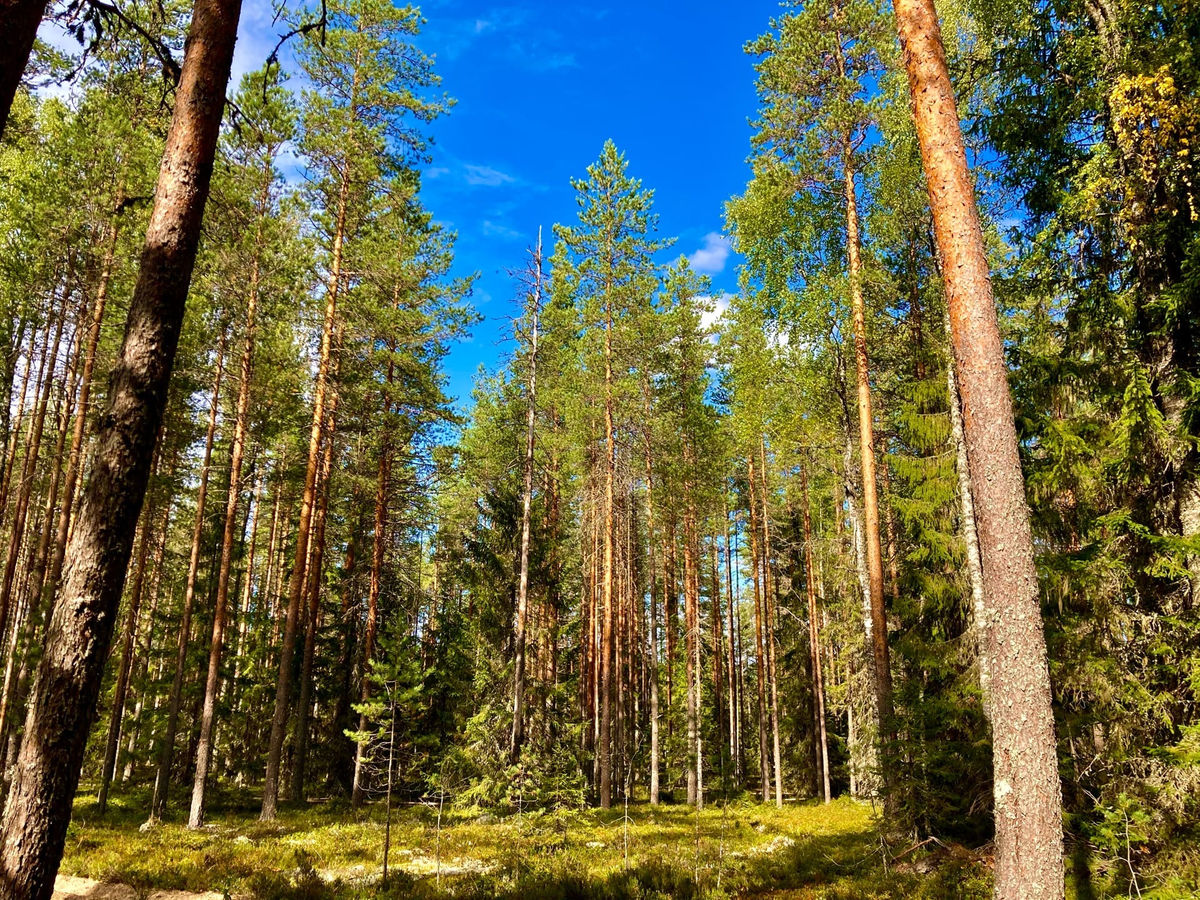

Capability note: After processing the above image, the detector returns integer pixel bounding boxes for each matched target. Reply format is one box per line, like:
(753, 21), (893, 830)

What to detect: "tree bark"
(262, 165), (348, 822)
(149, 336), (224, 822)
(892, 0), (1064, 893)
(189, 217), (263, 826)
(724, 500), (741, 783)
(352, 413), (388, 807)
(289, 385), (338, 805)
(683, 469), (701, 808)
(96, 460), (161, 815)
(642, 414), (660, 805)
(0, 0), (243, 888)
(800, 465), (831, 803)
(0, 303), (65, 649)
(510, 230), (543, 763)
(0, 0), (50, 142)
(948, 347), (990, 716)
(45, 196), (124, 638)
(747, 455), (771, 801)
(842, 149), (896, 774)
(598, 303), (616, 809)
(758, 439), (783, 807)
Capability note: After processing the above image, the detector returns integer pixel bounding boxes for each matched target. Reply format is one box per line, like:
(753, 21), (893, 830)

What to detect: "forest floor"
(55, 787), (1000, 899)
(62, 785), (1196, 900)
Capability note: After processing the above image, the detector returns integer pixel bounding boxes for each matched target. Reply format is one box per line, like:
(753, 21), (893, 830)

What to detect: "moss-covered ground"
(57, 787), (1198, 898)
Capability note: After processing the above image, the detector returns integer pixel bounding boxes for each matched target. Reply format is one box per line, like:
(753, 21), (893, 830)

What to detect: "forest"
(0, 0), (1197, 897)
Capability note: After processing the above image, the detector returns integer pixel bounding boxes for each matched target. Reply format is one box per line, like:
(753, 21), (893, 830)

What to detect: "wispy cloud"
(482, 220), (524, 240)
(687, 232), (732, 274)
(463, 164), (517, 187)
(423, 7), (581, 70)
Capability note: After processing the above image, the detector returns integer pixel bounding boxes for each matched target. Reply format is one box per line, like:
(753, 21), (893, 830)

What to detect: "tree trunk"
(0, 332), (35, 539)
(0, 303), (65, 649)
(683, 474), (701, 808)
(800, 465), (831, 804)
(289, 386), (338, 805)
(643, 422), (660, 805)
(842, 148), (895, 777)
(709, 534), (725, 780)
(262, 167), (349, 822)
(118, 494), (172, 785)
(189, 220), (262, 827)
(352, 420), (388, 807)
(0, 308), (82, 772)
(948, 346), (989, 715)
(510, 230), (543, 763)
(758, 439), (783, 807)
(724, 501), (740, 783)
(747, 455), (771, 802)
(96, 468), (160, 815)
(598, 306), (616, 809)
(45, 196), (124, 638)
(0, 0), (50, 142)
(149, 336), (224, 822)
(893, 1), (1064, 893)
(0, 0), (243, 887)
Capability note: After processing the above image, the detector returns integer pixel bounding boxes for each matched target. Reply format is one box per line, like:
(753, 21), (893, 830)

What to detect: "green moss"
(59, 794), (994, 898)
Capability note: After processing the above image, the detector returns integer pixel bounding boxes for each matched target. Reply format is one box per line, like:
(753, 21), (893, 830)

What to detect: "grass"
(60, 785), (997, 899)
(60, 786), (1200, 898)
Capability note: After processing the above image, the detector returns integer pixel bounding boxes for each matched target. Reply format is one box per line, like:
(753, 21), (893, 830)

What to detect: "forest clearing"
(51, 794), (990, 899)
(2, 0), (1200, 895)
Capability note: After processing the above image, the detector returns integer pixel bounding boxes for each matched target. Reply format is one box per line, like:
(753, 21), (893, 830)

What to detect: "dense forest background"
(0, 0), (1198, 896)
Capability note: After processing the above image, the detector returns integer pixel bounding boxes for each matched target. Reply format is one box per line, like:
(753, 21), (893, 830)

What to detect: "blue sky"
(231, 0), (774, 410)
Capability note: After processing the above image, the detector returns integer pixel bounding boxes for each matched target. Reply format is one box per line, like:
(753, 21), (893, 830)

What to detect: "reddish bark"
(892, 0), (1064, 894)
(0, 0), (243, 888)
(149, 336), (224, 822)
(189, 223), (263, 826)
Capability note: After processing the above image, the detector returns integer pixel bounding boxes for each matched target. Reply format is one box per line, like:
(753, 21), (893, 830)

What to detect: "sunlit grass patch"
(57, 791), (999, 898)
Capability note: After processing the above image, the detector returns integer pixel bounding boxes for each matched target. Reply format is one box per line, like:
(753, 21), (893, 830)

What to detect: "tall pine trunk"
(149, 336), (224, 822)
(643, 417), (661, 805)
(352, 413), (389, 807)
(510, 231), (543, 763)
(893, 1), (1064, 892)
(189, 213), (263, 826)
(290, 386), (338, 804)
(0, 302), (65, 646)
(748, 455), (770, 801)
(96, 450), (163, 815)
(262, 169), (349, 821)
(842, 148), (895, 781)
(598, 306), (616, 809)
(758, 440), (783, 807)
(44, 195), (123, 635)
(683, 469), (701, 808)
(724, 502), (741, 783)
(800, 465), (831, 803)
(0, 0), (243, 887)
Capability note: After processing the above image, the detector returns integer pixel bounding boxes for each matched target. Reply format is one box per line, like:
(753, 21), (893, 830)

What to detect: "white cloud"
(482, 220), (523, 240)
(687, 232), (732, 274)
(698, 293), (733, 333)
(463, 164), (517, 187)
